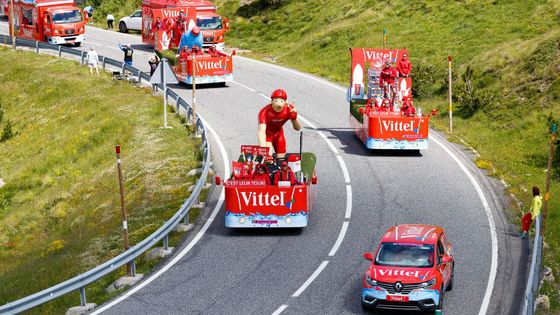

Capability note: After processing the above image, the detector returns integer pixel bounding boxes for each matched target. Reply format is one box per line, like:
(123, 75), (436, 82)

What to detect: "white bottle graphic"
(351, 64), (364, 99)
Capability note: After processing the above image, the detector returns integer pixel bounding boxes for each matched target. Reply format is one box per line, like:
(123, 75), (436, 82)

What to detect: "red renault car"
(361, 224), (454, 312)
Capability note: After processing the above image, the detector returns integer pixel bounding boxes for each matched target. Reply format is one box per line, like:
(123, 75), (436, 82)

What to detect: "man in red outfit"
(396, 53), (412, 77)
(252, 164), (271, 185)
(401, 96), (416, 116)
(258, 89), (301, 158)
(379, 98), (394, 113)
(379, 60), (398, 100)
(273, 161), (297, 185)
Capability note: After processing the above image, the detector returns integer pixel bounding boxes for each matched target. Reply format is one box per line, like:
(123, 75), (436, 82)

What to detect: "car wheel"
(361, 300), (373, 312)
(119, 22), (128, 33)
(436, 286), (444, 311)
(446, 265), (454, 291)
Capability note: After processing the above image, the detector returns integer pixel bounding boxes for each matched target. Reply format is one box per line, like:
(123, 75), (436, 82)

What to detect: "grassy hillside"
(213, 0), (560, 311)
(79, 0), (142, 29)
(0, 47), (200, 313)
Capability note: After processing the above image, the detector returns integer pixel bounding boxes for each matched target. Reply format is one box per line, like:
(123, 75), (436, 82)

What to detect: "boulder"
(535, 295), (550, 310)
(144, 247), (174, 261)
(543, 266), (555, 283)
(66, 303), (96, 315)
(105, 274), (144, 294)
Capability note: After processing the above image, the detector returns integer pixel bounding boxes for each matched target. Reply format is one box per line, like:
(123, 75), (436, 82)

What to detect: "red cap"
(281, 161), (288, 167)
(191, 26), (200, 36)
(271, 89), (287, 100)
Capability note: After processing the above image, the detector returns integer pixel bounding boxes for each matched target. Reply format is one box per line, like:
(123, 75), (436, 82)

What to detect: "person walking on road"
(86, 46), (99, 76)
(520, 186), (543, 239)
(119, 43), (134, 66)
(106, 13), (115, 30)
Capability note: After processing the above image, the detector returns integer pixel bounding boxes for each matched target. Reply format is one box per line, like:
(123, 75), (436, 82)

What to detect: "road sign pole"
(383, 28), (387, 49)
(448, 55), (453, 133)
(10, 0), (15, 49)
(162, 58), (168, 128)
(115, 145), (130, 276)
(542, 123), (558, 236)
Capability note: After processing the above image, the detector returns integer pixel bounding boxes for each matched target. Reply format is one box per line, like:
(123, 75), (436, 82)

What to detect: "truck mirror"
(223, 18), (229, 30)
(311, 175), (317, 185)
(363, 252), (373, 261)
(232, 49), (236, 56)
(215, 176), (221, 185)
(44, 17), (48, 24)
(431, 108), (438, 117)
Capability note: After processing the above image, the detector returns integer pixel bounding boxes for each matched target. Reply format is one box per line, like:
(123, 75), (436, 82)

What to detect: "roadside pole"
(383, 28), (387, 49)
(542, 123), (558, 236)
(162, 58), (169, 128)
(448, 55), (453, 133)
(10, 0), (15, 49)
(192, 53), (197, 133)
(115, 145), (131, 276)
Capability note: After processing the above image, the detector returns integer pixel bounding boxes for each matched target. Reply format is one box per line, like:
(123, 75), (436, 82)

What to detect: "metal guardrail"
(0, 35), (211, 314)
(523, 214), (543, 315)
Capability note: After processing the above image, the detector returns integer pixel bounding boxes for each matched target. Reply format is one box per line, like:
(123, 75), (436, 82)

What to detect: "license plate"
(387, 294), (409, 302)
(68, 40), (75, 44)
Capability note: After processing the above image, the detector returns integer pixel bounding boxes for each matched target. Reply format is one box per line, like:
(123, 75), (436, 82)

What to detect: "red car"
(361, 224), (454, 312)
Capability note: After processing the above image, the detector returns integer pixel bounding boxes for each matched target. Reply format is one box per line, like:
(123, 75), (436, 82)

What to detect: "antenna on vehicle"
(299, 131), (303, 159)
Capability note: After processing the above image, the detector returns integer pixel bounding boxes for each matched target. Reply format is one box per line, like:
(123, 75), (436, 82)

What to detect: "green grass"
(81, 0), (142, 31)
(213, 0), (560, 310)
(0, 47), (202, 314)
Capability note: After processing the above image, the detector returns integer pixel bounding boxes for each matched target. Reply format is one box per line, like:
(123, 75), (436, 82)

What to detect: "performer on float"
(400, 96), (416, 116)
(177, 26), (203, 53)
(258, 89), (301, 159)
(396, 53), (412, 77)
(379, 60), (398, 101)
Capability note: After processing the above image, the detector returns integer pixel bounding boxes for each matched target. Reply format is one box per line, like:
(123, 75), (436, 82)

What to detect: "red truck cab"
(141, 0), (229, 50)
(9, 0), (86, 46)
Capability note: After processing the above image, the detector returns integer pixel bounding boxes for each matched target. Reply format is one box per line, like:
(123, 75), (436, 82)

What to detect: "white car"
(118, 10), (142, 33)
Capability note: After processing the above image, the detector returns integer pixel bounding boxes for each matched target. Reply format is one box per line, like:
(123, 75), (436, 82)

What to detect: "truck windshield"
(52, 10), (82, 24)
(375, 243), (434, 268)
(197, 17), (222, 30)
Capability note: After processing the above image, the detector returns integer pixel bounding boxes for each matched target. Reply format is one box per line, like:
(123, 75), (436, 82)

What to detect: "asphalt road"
(0, 21), (528, 315)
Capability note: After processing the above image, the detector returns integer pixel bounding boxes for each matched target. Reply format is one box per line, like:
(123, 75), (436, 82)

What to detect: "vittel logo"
(161, 10), (181, 18)
(197, 60), (224, 70)
(365, 51), (394, 62)
(378, 269), (420, 278)
(382, 120), (415, 132)
(241, 191), (286, 207)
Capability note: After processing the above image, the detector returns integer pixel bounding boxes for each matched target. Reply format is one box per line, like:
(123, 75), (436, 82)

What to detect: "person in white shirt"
(106, 13), (115, 30)
(86, 47), (99, 76)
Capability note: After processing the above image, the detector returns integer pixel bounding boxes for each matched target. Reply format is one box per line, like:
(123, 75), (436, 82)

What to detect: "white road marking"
(345, 185), (352, 218)
(292, 261), (329, 297)
(271, 304), (288, 315)
(231, 80), (256, 92)
(258, 93), (269, 99)
(296, 115), (318, 129)
(336, 155), (350, 183)
(430, 133), (497, 315)
(90, 115), (230, 314)
(328, 221), (349, 256)
(317, 131), (339, 154)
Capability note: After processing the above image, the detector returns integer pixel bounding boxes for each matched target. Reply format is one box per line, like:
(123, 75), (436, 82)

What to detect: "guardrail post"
(163, 235), (169, 250)
(121, 63), (125, 75)
(183, 212), (190, 225)
(35, 41), (39, 54)
(81, 51), (85, 65)
(58, 45), (62, 57)
(138, 71), (142, 85)
(102, 56), (106, 70)
(79, 287), (87, 306)
(176, 99), (180, 116)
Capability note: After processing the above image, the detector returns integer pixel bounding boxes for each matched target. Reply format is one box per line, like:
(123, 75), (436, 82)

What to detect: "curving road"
(1, 21), (527, 315)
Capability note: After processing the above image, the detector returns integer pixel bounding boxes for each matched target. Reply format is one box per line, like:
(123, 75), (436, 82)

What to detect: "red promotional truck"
(348, 48), (435, 150)
(146, 7), (234, 84)
(141, 0), (229, 50)
(217, 145), (317, 228)
(8, 0), (86, 46)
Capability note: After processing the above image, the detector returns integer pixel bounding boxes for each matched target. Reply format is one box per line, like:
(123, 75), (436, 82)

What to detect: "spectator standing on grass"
(119, 43), (134, 66)
(149, 54), (160, 76)
(106, 13), (114, 30)
(86, 46), (99, 76)
(520, 186), (543, 239)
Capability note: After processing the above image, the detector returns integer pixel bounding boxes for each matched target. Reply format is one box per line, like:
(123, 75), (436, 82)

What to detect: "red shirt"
(401, 101), (416, 116)
(380, 67), (398, 87)
(273, 168), (297, 185)
(258, 104), (292, 134)
(252, 172), (271, 185)
(397, 58), (411, 76)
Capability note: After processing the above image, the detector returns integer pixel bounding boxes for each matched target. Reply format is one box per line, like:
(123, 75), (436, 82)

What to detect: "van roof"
(381, 224), (442, 244)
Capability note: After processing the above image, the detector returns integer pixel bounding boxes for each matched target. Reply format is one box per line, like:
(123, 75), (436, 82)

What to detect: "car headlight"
(366, 274), (377, 287)
(420, 278), (436, 288)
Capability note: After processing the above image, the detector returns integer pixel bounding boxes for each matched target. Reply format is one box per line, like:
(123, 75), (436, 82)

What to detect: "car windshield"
(375, 243), (434, 268)
(52, 10), (82, 24)
(197, 17), (222, 30)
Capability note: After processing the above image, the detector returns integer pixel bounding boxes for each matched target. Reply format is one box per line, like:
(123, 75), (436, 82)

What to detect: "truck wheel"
(119, 22), (128, 33)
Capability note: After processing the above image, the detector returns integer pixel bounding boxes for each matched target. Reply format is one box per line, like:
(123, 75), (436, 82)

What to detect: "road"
(0, 21), (528, 315)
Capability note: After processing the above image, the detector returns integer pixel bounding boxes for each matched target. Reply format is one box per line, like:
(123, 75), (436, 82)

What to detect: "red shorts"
(266, 130), (286, 154)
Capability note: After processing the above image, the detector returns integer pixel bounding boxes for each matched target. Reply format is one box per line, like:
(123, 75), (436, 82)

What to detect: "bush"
(156, 49), (178, 66)
(412, 62), (443, 100)
(454, 66), (493, 117)
(1, 119), (13, 142)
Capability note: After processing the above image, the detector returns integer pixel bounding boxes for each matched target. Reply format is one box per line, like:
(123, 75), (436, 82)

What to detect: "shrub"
(156, 49), (178, 66)
(1, 119), (13, 142)
(454, 66), (493, 117)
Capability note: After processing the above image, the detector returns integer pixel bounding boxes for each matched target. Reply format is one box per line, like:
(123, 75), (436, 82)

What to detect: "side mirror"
(440, 255), (452, 264)
(215, 175), (221, 185)
(232, 49), (236, 56)
(224, 18), (229, 30)
(44, 17), (48, 24)
(363, 252), (373, 261)
(311, 175), (317, 185)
